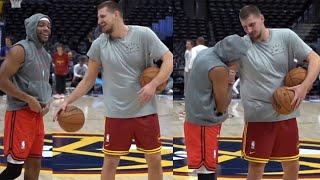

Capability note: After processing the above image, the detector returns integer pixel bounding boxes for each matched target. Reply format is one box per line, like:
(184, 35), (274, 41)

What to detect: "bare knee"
(247, 162), (266, 180)
(282, 160), (299, 167)
(103, 155), (120, 169)
(249, 162), (266, 172)
(145, 153), (162, 168)
(282, 160), (299, 172)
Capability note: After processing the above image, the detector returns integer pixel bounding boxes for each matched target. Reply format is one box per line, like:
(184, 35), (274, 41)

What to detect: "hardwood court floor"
(1, 95), (320, 179)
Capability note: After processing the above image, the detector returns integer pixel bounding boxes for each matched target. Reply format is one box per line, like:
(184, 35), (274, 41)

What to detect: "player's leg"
(24, 114), (44, 180)
(270, 118), (300, 180)
(197, 124), (221, 180)
(242, 122), (276, 180)
(24, 157), (41, 180)
(184, 121), (220, 180)
(282, 160), (299, 180)
(101, 155), (121, 180)
(196, 166), (217, 180)
(134, 114), (162, 180)
(145, 152), (163, 180)
(101, 117), (133, 180)
(247, 162), (266, 180)
(1, 109), (38, 179)
(0, 159), (23, 179)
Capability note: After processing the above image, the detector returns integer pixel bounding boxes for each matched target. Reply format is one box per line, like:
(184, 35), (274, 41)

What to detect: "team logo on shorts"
(21, 141), (25, 150)
(249, 141), (255, 154)
(105, 134), (110, 143)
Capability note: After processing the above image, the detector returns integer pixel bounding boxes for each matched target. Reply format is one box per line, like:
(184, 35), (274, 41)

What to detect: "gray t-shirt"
(7, 13), (52, 111)
(185, 35), (249, 125)
(239, 28), (312, 122)
(87, 25), (169, 118)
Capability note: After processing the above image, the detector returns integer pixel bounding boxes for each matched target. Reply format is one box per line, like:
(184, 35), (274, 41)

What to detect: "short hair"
(78, 55), (88, 63)
(56, 43), (64, 49)
(239, 5), (261, 20)
(186, 39), (194, 46)
(97, 1), (123, 17)
(196, 37), (205, 45)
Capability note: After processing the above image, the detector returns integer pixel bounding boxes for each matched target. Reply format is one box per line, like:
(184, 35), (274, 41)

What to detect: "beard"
(249, 29), (263, 41)
(102, 26), (113, 34)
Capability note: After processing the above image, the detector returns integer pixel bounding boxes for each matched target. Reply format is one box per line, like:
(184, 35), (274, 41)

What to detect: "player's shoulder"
(129, 25), (152, 35)
(270, 28), (294, 34)
(91, 33), (107, 46)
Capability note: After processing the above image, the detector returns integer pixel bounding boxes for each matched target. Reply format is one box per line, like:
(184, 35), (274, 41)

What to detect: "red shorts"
(242, 118), (299, 163)
(4, 108), (44, 161)
(103, 114), (161, 155)
(184, 121), (221, 171)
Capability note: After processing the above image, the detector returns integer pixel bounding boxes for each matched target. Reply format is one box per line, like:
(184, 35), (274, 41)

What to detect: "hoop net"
(10, 0), (22, 8)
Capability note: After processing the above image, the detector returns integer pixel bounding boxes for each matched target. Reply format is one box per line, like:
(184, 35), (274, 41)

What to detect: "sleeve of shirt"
(189, 48), (196, 69)
(144, 27), (169, 62)
(86, 38), (101, 63)
(288, 29), (312, 63)
(73, 64), (81, 77)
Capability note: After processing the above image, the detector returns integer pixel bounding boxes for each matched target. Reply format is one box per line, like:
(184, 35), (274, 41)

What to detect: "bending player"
(184, 34), (249, 180)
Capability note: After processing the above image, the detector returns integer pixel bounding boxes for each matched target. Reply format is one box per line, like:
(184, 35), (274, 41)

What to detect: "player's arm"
(0, 46), (31, 102)
(138, 51), (173, 104)
(209, 66), (230, 114)
(149, 51), (173, 88)
(227, 62), (239, 85)
(0, 45), (42, 112)
(301, 51), (320, 90)
(63, 59), (101, 105)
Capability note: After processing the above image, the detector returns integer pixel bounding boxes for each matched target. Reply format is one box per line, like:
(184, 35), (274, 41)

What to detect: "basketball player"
(184, 34), (249, 180)
(237, 5), (320, 180)
(54, 1), (173, 180)
(0, 13), (52, 179)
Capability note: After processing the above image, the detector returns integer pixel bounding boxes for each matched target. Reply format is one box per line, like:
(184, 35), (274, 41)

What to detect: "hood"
(24, 13), (51, 48)
(214, 34), (249, 62)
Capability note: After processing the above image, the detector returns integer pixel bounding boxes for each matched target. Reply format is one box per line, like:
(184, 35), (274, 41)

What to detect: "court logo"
(174, 137), (320, 178)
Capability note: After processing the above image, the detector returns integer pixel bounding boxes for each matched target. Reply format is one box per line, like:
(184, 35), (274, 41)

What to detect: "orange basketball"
(140, 67), (167, 93)
(57, 105), (85, 132)
(272, 87), (295, 115)
(284, 67), (307, 87)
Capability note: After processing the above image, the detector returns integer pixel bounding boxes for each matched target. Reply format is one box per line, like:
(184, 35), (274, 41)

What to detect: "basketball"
(140, 67), (167, 93)
(57, 105), (85, 132)
(284, 67), (307, 87)
(272, 87), (295, 115)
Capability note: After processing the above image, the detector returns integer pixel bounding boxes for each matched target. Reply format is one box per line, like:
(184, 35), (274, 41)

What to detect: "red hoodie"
(53, 52), (69, 75)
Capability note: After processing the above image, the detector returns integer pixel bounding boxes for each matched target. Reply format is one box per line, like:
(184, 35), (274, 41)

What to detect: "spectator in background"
(189, 37), (208, 72)
(53, 43), (69, 99)
(85, 31), (94, 52)
(184, 39), (194, 95)
(4, 36), (14, 56)
(71, 55), (88, 87)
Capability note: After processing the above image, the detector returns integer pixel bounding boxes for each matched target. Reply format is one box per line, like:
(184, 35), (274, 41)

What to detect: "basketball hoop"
(10, 0), (22, 8)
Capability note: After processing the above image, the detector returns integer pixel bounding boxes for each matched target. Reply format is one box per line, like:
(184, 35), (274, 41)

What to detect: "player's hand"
(53, 101), (68, 121)
(137, 82), (157, 105)
(26, 96), (42, 113)
(286, 84), (309, 110)
(41, 103), (50, 116)
(228, 69), (236, 85)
